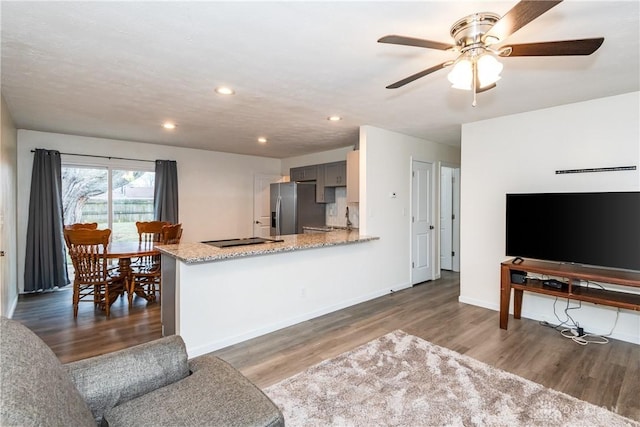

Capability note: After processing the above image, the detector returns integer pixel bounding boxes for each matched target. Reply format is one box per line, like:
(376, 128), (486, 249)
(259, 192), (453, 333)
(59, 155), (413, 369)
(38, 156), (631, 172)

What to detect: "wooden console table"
(500, 258), (640, 329)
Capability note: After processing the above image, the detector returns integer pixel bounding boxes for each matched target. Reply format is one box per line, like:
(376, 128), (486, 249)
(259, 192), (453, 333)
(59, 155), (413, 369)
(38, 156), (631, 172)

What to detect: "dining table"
(107, 241), (159, 303)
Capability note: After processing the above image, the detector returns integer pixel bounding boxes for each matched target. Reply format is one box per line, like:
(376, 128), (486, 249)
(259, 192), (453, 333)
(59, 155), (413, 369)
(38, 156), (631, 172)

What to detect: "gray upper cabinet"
(290, 160), (346, 203)
(290, 165), (317, 182)
(323, 161), (346, 187)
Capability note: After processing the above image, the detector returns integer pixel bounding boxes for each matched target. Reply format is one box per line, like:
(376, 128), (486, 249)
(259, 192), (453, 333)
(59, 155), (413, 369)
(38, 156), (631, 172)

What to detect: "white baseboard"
(6, 294), (18, 319)
(458, 296), (498, 311)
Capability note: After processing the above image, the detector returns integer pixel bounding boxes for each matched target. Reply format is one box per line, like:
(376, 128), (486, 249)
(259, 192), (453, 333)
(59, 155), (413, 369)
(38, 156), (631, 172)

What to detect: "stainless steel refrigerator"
(270, 182), (325, 236)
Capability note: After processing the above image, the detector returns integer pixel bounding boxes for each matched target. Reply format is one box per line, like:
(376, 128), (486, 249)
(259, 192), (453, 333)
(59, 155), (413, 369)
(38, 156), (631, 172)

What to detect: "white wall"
(17, 130), (280, 293)
(360, 125), (461, 287)
(460, 92), (640, 344)
(1, 95), (18, 316)
(175, 238), (381, 356)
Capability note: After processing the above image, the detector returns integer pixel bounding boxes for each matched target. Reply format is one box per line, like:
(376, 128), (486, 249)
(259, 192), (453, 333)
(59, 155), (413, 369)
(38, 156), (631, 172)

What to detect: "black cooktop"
(202, 237), (284, 248)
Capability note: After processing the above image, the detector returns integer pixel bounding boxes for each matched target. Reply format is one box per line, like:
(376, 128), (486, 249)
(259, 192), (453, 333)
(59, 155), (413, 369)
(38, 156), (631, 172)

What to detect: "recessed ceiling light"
(162, 122), (177, 130)
(327, 115), (342, 121)
(257, 137), (268, 144)
(215, 86), (235, 95)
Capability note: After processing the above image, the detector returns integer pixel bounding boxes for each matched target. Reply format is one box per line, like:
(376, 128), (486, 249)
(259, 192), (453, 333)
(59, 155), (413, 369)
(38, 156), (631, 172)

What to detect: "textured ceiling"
(1, 1), (638, 159)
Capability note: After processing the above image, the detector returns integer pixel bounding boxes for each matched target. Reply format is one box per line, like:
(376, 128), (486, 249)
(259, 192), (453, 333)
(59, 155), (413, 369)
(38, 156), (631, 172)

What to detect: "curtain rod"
(31, 149), (155, 163)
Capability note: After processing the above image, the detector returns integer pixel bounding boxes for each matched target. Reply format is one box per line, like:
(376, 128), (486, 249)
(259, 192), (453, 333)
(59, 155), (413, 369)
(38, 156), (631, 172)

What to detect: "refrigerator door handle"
(275, 196), (282, 235)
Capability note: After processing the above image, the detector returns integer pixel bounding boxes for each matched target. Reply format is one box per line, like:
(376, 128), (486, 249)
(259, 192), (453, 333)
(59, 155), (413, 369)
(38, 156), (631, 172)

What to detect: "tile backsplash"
(325, 187), (359, 228)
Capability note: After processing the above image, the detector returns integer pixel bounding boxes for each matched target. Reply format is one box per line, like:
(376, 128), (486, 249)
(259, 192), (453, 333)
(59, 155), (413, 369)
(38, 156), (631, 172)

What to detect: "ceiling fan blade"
(484, 0), (563, 43)
(378, 35), (454, 51)
(501, 38), (604, 56)
(386, 62), (449, 89)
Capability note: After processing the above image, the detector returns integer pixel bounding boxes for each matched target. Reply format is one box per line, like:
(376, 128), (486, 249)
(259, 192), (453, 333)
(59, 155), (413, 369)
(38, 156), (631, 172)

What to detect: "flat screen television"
(505, 192), (640, 272)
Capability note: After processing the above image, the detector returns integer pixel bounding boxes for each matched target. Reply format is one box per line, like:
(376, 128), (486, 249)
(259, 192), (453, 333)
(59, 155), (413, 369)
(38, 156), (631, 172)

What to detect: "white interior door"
(411, 160), (433, 285)
(440, 167), (453, 270)
(254, 174), (282, 237)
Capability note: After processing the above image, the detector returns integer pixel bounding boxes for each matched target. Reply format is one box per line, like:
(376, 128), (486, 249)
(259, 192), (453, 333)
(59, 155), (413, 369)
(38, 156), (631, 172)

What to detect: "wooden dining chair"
(161, 223), (183, 244)
(130, 220), (169, 269)
(64, 228), (125, 318)
(129, 221), (169, 306)
(136, 221), (170, 244)
(132, 223), (183, 302)
(64, 222), (98, 230)
(130, 259), (161, 306)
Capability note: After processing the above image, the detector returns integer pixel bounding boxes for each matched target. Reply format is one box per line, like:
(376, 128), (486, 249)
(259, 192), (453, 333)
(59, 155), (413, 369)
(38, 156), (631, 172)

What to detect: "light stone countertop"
(302, 225), (358, 232)
(156, 230), (379, 264)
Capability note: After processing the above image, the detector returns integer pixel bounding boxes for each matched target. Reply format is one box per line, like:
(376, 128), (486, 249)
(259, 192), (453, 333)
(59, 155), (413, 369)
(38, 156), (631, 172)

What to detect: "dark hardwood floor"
(11, 271), (639, 421)
(12, 287), (162, 363)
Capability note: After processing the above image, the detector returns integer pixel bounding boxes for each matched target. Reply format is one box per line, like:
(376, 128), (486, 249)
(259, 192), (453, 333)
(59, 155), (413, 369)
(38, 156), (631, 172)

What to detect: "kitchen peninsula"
(158, 230), (379, 356)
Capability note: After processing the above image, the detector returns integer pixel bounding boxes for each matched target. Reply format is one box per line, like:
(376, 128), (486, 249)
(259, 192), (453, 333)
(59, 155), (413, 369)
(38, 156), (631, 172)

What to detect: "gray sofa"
(0, 317), (284, 426)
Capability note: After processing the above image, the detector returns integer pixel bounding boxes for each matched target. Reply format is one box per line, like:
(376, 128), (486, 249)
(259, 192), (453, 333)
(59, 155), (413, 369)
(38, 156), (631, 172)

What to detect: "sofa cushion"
(102, 354), (284, 427)
(66, 335), (190, 423)
(0, 317), (95, 427)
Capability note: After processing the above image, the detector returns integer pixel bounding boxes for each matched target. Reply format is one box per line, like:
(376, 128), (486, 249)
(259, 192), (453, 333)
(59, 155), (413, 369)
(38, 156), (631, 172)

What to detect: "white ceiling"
(2, 1), (638, 159)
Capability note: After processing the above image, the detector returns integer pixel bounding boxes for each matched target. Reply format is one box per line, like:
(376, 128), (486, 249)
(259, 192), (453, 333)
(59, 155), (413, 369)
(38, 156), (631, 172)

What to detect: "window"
(61, 165), (155, 242)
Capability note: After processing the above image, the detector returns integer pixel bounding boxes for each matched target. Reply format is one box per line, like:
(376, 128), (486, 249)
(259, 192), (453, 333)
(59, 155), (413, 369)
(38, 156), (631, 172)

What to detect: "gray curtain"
(24, 149), (69, 292)
(154, 160), (179, 223)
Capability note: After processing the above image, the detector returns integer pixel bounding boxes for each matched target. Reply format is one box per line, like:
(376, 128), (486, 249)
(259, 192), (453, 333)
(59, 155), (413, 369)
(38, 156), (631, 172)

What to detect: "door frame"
(439, 166), (454, 271)
(439, 162), (461, 273)
(409, 157), (436, 284)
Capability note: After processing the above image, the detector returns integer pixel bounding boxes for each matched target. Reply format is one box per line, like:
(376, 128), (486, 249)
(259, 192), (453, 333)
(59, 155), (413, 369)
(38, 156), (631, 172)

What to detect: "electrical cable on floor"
(540, 296), (620, 346)
(563, 299), (581, 328)
(539, 298), (580, 330)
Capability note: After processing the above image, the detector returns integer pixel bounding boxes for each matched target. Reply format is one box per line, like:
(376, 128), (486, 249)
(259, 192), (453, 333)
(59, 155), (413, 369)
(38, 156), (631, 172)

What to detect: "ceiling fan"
(378, 0), (604, 106)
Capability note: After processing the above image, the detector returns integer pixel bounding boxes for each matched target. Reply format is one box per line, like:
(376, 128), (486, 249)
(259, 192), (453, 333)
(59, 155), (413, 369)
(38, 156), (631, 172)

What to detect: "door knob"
(429, 225), (434, 230)
(255, 220), (261, 224)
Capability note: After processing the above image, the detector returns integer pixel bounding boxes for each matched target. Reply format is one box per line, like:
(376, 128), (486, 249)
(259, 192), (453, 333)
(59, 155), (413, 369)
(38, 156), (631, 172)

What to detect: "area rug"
(264, 330), (638, 426)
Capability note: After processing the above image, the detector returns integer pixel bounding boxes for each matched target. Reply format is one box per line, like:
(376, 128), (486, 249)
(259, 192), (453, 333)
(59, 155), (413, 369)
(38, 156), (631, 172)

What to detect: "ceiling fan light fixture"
(477, 53), (503, 87)
(447, 57), (473, 90)
(447, 51), (503, 91)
